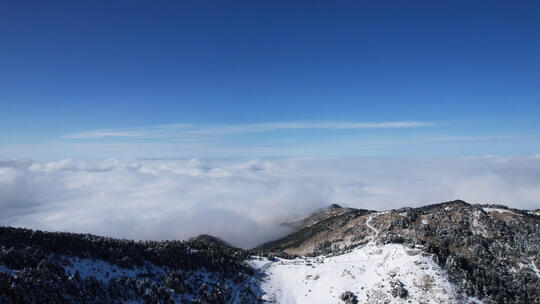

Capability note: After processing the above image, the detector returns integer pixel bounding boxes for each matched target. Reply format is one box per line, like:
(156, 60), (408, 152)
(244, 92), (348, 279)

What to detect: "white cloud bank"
(0, 156), (539, 248)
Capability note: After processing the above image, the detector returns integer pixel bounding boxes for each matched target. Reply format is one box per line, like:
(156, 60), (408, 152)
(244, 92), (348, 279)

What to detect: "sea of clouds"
(1, 156), (539, 248)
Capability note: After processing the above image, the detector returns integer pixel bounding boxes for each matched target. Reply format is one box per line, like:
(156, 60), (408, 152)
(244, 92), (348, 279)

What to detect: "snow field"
(250, 242), (479, 304)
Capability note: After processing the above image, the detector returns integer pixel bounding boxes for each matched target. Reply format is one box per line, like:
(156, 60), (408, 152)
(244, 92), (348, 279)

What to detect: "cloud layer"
(1, 156), (539, 248)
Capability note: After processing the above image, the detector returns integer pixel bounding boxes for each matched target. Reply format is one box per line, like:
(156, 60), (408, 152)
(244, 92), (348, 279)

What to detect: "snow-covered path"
(365, 213), (379, 239)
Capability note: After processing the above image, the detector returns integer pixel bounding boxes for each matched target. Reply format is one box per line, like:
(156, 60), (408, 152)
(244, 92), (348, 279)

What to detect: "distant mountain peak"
(328, 203), (343, 210)
(279, 203), (354, 231)
(188, 234), (232, 248)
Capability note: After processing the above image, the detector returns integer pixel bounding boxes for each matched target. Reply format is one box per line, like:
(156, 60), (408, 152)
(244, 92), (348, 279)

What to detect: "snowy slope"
(238, 213), (482, 303)
(248, 242), (480, 304)
(0, 256), (241, 303)
(63, 257), (166, 283)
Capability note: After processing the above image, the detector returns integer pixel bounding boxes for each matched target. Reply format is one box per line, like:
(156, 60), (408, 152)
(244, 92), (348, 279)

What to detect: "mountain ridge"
(256, 200), (540, 303)
(1, 200), (539, 303)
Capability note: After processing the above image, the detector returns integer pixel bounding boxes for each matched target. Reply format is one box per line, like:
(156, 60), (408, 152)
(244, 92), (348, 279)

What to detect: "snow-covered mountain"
(1, 200), (539, 303)
(254, 200), (540, 303)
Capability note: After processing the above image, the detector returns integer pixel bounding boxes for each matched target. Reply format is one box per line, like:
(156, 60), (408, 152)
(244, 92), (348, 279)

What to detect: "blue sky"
(1, 1), (540, 158)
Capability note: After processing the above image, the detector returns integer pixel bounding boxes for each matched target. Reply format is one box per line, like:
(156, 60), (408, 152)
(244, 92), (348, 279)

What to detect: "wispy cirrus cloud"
(62, 121), (432, 139)
(63, 124), (195, 139)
